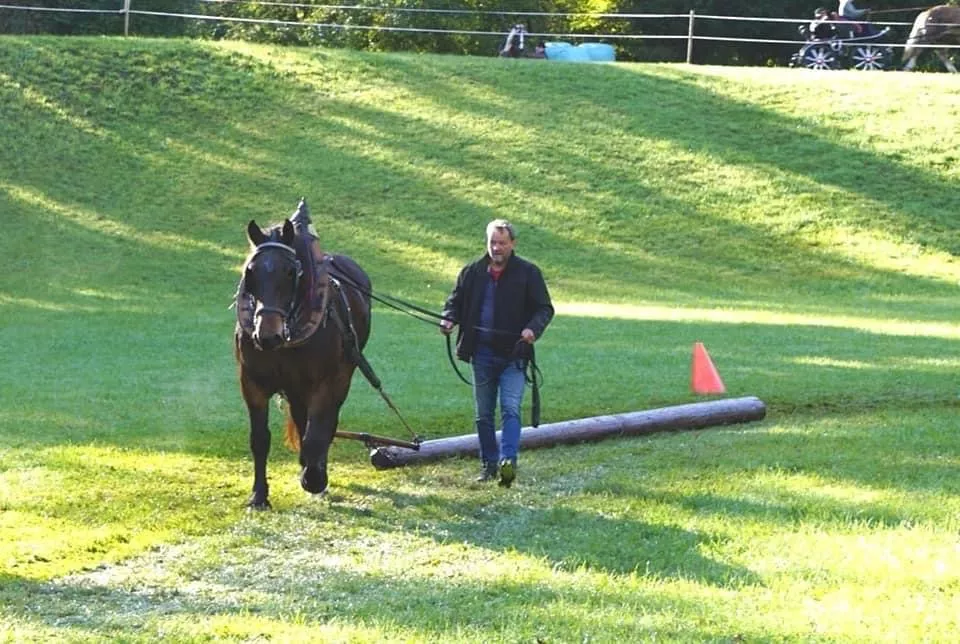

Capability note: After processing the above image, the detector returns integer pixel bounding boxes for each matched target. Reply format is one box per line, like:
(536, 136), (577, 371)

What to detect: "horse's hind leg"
(936, 49), (958, 72)
(242, 379), (273, 510)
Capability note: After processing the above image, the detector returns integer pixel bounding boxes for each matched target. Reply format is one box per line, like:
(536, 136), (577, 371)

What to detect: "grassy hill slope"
(0, 37), (958, 642)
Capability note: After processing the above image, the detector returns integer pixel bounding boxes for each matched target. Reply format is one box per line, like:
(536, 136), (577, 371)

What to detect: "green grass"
(1, 36), (959, 642)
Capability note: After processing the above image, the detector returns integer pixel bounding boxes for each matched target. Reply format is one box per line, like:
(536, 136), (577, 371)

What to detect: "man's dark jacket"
(442, 252), (554, 362)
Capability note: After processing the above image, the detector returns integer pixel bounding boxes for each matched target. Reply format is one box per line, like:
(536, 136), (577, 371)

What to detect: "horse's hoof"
(246, 494), (272, 511)
(300, 466), (328, 495)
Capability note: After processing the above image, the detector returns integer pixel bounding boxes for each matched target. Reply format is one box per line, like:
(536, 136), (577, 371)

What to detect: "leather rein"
(323, 263), (544, 428)
(237, 244), (544, 434)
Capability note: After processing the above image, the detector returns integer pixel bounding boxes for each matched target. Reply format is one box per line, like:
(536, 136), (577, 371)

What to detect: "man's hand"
(440, 319), (455, 336)
(520, 328), (535, 343)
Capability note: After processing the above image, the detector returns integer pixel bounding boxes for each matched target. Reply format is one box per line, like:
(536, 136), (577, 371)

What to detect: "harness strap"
(328, 278), (422, 446)
(520, 344), (542, 428)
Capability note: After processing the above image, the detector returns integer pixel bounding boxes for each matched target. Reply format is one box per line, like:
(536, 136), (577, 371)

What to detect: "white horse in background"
(902, 4), (960, 72)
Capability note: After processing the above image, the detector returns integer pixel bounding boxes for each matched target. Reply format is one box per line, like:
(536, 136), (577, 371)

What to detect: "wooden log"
(369, 395), (766, 470)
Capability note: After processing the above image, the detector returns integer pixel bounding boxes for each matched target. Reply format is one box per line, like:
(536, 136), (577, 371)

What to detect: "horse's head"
(243, 218), (303, 350)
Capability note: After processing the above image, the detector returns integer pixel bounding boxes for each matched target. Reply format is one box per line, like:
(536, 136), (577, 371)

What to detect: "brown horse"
(903, 5), (960, 72)
(234, 199), (371, 510)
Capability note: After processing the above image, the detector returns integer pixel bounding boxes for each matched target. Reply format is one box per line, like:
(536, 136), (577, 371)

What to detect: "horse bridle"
(244, 241), (304, 341)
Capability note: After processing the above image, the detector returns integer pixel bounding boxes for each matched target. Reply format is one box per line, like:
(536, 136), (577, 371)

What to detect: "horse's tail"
(284, 407), (301, 451)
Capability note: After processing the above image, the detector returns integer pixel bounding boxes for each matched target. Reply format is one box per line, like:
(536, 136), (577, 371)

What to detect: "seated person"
(838, 0), (876, 36)
(810, 7), (838, 39)
(499, 24), (527, 57)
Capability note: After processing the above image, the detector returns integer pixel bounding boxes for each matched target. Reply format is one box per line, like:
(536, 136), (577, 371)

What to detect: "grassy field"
(1, 36), (958, 642)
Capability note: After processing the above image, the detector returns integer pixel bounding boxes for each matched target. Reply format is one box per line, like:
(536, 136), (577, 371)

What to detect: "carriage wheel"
(849, 45), (890, 71)
(800, 44), (840, 70)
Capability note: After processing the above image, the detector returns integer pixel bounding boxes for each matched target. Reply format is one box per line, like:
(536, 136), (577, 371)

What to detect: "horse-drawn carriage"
(789, 9), (895, 70)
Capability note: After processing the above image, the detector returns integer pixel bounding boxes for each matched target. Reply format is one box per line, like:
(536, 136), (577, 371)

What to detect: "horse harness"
(235, 234), (421, 450)
(236, 233), (331, 347)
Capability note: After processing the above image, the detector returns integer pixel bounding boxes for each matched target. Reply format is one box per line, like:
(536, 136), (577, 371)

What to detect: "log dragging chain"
(324, 258), (475, 453)
(322, 261), (425, 452)
(336, 344), (423, 452)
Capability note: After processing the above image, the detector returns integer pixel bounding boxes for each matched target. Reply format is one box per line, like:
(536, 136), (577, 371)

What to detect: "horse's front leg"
(242, 381), (272, 510)
(299, 406), (340, 495)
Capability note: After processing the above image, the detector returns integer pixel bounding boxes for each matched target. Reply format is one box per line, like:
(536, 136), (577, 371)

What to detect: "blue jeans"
(472, 345), (526, 466)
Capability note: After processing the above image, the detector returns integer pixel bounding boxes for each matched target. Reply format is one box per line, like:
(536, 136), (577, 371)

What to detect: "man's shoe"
(498, 459), (516, 488)
(475, 464), (498, 482)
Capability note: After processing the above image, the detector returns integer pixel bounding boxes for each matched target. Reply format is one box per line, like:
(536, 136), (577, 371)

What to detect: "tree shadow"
(0, 306), (955, 452)
(0, 556), (760, 641)
(372, 54), (959, 257)
(2, 41), (958, 608)
(335, 482), (760, 586)
(2, 42), (957, 324)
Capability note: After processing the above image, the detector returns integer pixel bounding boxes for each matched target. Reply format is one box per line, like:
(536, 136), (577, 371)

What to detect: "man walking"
(440, 219), (554, 488)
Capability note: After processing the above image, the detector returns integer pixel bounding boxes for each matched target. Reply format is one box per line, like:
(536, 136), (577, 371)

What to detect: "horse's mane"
(929, 4), (960, 20)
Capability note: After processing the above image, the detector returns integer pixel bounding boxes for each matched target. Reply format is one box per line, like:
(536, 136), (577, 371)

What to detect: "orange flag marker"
(691, 342), (726, 395)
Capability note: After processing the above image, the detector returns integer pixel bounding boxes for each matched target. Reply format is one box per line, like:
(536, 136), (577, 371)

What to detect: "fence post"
(123, 0), (131, 36)
(686, 10), (695, 64)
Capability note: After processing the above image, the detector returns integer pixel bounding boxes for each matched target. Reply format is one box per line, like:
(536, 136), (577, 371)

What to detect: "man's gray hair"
(486, 219), (515, 241)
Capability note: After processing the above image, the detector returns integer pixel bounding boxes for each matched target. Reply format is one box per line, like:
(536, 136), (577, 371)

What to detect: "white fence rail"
(1, 2), (958, 62)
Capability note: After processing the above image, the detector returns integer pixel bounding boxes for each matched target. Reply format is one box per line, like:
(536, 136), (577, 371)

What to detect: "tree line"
(1, 1), (953, 67)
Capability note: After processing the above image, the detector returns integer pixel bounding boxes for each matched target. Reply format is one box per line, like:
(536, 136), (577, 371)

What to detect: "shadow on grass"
(239, 51), (960, 307)
(2, 309), (955, 598)
(373, 54), (959, 257)
(338, 483), (759, 585)
(322, 402), (959, 587)
(545, 398), (960, 525)
(0, 40), (957, 323)
(0, 559), (756, 641)
(1, 41), (958, 614)
(0, 306), (956, 451)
